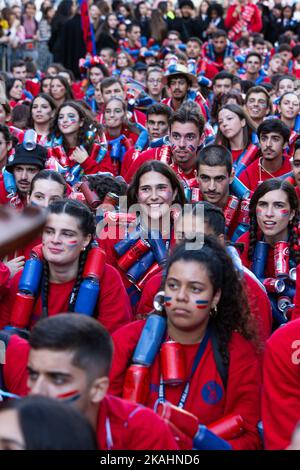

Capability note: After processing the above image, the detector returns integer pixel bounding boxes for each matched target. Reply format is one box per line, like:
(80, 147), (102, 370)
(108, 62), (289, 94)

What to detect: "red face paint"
(279, 209), (290, 217)
(56, 390), (81, 403)
(195, 300), (209, 309)
(164, 296), (172, 307)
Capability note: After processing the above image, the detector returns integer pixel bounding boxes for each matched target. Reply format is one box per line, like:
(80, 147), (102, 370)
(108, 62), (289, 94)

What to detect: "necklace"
(258, 157), (279, 184)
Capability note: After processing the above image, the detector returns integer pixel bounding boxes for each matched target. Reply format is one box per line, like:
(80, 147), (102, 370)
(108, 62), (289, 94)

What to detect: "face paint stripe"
(195, 300), (209, 305)
(56, 390), (80, 400)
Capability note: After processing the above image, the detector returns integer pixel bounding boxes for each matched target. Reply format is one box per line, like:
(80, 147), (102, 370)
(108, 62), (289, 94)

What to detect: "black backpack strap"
(210, 326), (228, 389)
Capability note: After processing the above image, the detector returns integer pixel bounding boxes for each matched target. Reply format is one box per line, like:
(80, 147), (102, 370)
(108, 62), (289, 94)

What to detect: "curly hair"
(161, 235), (256, 366)
(248, 178), (300, 265)
(87, 174), (127, 202)
(50, 100), (101, 152)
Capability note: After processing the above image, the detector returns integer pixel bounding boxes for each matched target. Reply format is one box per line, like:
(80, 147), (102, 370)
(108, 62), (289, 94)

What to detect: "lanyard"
(41, 274), (78, 318)
(157, 325), (211, 409)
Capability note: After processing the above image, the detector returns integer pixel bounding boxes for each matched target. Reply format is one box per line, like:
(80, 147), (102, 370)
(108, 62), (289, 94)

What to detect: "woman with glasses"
(145, 67), (164, 103)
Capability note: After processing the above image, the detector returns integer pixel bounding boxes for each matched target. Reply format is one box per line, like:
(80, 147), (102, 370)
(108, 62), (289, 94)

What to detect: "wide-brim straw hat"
(162, 63), (198, 87)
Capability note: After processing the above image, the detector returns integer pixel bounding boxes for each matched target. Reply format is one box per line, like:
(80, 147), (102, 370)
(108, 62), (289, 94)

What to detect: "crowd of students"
(0, 0), (299, 452)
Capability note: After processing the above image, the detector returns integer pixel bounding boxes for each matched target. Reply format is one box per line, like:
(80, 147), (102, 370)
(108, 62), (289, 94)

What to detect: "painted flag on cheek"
(79, 0), (96, 55)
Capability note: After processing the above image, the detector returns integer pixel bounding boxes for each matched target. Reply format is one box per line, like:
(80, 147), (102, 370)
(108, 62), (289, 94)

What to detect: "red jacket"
(239, 156), (291, 193)
(2, 335), (178, 450)
(109, 320), (262, 450)
(138, 269), (272, 344)
(0, 263), (132, 333)
(262, 319), (300, 449)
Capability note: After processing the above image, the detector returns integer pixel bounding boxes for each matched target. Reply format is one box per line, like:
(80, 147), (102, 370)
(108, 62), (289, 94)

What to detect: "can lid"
(289, 267), (297, 281)
(275, 279), (285, 293)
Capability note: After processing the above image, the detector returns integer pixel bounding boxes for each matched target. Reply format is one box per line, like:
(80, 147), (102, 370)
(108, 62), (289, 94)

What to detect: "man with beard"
(239, 119), (291, 192)
(202, 30), (237, 72)
(0, 144), (47, 209)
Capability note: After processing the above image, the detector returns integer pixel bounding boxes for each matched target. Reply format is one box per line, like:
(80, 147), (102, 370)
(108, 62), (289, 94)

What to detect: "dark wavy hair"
(127, 160), (186, 208)
(162, 235), (255, 366)
(27, 93), (57, 129)
(87, 173), (127, 201)
(42, 200), (96, 317)
(50, 100), (101, 151)
(215, 104), (255, 149)
(248, 178), (300, 264)
(50, 75), (74, 102)
(29, 169), (67, 197)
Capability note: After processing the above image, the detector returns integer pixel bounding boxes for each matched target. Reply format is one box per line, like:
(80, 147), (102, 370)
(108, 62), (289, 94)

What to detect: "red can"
(102, 192), (119, 208)
(136, 263), (161, 291)
(191, 188), (202, 203)
(274, 241), (290, 278)
(31, 243), (43, 260)
(11, 292), (35, 329)
(159, 145), (171, 164)
(80, 181), (101, 209)
(104, 212), (137, 225)
(69, 192), (86, 204)
(263, 278), (285, 293)
(155, 401), (199, 440)
(208, 414), (245, 440)
(122, 364), (150, 405)
(117, 238), (150, 271)
(224, 195), (239, 228)
(83, 247), (106, 280)
(160, 341), (185, 385)
(238, 198), (250, 225)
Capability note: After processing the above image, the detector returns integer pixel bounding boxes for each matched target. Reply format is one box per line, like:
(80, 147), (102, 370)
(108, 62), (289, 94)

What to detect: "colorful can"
(277, 296), (292, 313)
(122, 364), (150, 405)
(104, 212), (137, 225)
(263, 278), (285, 293)
(117, 238), (150, 271)
(83, 247), (106, 280)
(19, 258), (43, 296)
(69, 192), (86, 204)
(80, 181), (101, 209)
(208, 414), (245, 441)
(136, 263), (161, 291)
(159, 145), (171, 164)
(132, 314), (167, 366)
(224, 195), (239, 228)
(289, 267), (297, 281)
(155, 401), (199, 439)
(191, 188), (202, 203)
(160, 341), (185, 385)
(237, 198), (250, 225)
(274, 241), (290, 278)
(11, 292), (35, 329)
(252, 241), (269, 280)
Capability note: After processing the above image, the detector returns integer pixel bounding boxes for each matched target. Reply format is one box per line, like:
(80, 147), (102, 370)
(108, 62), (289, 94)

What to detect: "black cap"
(6, 144), (47, 173)
(133, 62), (147, 72)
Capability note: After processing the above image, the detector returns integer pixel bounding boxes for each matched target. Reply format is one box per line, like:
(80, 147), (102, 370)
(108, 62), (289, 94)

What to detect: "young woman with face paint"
(103, 97), (141, 175)
(27, 94), (57, 145)
(109, 236), (262, 450)
(215, 104), (256, 164)
(49, 75), (74, 108)
(236, 179), (299, 327)
(0, 199), (132, 332)
(98, 160), (186, 305)
(5, 78), (24, 108)
(48, 100), (105, 178)
(277, 92), (300, 131)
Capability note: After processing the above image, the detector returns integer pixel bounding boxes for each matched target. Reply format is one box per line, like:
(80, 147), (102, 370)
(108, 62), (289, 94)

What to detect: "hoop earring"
(153, 290), (165, 312)
(210, 306), (218, 318)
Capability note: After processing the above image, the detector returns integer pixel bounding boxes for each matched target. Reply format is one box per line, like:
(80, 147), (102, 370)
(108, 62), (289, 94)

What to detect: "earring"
(210, 306), (218, 318)
(153, 290), (165, 312)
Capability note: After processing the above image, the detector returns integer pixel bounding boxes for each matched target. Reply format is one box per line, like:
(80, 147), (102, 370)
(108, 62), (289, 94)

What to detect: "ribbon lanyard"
(41, 274), (78, 318)
(158, 325), (211, 409)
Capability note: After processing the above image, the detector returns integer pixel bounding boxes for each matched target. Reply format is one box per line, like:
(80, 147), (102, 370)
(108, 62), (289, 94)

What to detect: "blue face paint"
(195, 300), (209, 310)
(164, 295), (172, 307)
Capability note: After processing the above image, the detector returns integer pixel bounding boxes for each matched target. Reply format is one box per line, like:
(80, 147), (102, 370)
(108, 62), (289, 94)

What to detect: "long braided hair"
(248, 178), (300, 265)
(42, 199), (96, 317)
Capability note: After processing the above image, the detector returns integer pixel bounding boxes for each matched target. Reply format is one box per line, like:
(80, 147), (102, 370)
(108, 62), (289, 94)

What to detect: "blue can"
(269, 296), (288, 326)
(3, 169), (17, 196)
(19, 258), (43, 295)
(114, 229), (141, 256)
(23, 129), (37, 151)
(127, 250), (155, 283)
(252, 241), (269, 281)
(132, 314), (167, 366)
(193, 425), (232, 450)
(74, 278), (100, 316)
(230, 177), (250, 200)
(148, 231), (167, 266)
(282, 284), (296, 300)
(231, 222), (249, 242)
